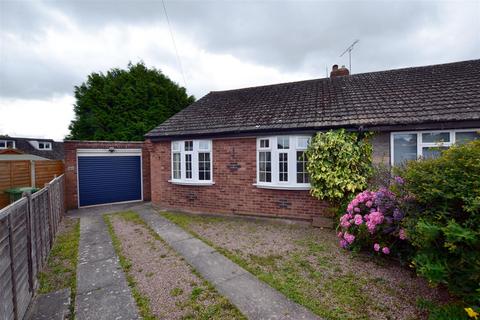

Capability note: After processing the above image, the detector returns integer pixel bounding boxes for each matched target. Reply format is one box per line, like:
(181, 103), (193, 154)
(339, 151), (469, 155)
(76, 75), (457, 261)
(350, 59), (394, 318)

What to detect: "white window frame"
(255, 135), (311, 190)
(169, 140), (214, 185)
(0, 140), (15, 149)
(390, 128), (480, 166)
(38, 141), (52, 150)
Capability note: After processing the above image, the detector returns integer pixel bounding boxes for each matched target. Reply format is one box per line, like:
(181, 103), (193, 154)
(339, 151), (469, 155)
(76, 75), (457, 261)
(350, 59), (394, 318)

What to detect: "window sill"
(168, 180), (215, 186)
(253, 183), (311, 191)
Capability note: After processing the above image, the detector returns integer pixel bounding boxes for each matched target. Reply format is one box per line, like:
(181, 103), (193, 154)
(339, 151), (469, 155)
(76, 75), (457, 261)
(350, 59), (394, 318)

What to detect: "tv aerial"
(340, 40), (360, 73)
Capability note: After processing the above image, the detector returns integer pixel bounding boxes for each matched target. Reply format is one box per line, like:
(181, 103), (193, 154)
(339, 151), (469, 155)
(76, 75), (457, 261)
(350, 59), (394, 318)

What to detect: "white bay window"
(170, 140), (213, 185)
(391, 129), (480, 166)
(256, 136), (310, 189)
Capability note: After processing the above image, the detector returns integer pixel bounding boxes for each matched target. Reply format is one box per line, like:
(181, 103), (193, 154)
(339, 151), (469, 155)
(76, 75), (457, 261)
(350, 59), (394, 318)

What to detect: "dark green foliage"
(398, 140), (480, 305)
(417, 299), (470, 320)
(67, 62), (195, 141)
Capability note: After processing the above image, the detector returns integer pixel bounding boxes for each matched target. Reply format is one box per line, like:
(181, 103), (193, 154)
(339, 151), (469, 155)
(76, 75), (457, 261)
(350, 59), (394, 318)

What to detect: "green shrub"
(306, 129), (373, 203)
(398, 140), (480, 305)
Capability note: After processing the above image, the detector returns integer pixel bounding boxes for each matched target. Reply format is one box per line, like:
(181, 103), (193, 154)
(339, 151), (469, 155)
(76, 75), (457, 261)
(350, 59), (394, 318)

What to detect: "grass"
(37, 217), (80, 319)
(105, 211), (246, 320)
(161, 211), (411, 320)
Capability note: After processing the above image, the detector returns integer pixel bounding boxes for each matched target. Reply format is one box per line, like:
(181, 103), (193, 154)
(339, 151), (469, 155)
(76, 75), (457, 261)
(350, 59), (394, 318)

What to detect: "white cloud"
(1, 20), (315, 138)
(0, 0), (478, 139)
(0, 95), (74, 141)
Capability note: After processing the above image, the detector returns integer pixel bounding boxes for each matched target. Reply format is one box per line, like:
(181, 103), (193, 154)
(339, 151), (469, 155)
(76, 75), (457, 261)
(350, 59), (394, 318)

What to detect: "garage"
(77, 148), (143, 207)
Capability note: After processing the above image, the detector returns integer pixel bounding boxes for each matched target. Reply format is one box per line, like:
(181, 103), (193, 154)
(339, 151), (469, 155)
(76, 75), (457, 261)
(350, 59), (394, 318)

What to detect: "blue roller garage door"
(78, 153), (142, 207)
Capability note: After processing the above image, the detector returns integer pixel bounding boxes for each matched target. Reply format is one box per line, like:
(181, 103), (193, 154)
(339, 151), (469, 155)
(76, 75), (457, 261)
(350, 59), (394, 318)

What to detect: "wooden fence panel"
(0, 162), (31, 209)
(34, 161), (64, 188)
(9, 199), (31, 320)
(0, 175), (65, 320)
(0, 215), (14, 320)
(0, 160), (64, 210)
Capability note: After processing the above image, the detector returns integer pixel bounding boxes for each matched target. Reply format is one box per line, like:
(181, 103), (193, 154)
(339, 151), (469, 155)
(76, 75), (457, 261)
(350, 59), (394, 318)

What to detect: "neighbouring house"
(0, 136), (64, 161)
(144, 59), (480, 221)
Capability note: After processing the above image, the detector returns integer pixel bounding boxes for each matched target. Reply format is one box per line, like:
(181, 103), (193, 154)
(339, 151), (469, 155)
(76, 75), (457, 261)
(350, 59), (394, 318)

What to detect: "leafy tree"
(67, 62), (195, 141)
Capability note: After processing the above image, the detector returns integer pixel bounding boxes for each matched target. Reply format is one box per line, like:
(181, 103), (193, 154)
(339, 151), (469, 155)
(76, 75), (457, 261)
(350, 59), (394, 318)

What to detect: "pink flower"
(366, 200), (373, 208)
(374, 243), (380, 252)
(354, 207), (361, 213)
(340, 219), (351, 228)
(337, 231), (343, 238)
(382, 247), (390, 254)
(340, 239), (348, 248)
(340, 214), (352, 228)
(344, 232), (355, 244)
(354, 214), (363, 225)
(399, 229), (407, 240)
(351, 199), (359, 207)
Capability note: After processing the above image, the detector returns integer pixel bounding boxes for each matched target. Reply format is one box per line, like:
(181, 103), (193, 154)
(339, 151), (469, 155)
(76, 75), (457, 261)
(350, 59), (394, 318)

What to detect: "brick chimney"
(330, 64), (350, 78)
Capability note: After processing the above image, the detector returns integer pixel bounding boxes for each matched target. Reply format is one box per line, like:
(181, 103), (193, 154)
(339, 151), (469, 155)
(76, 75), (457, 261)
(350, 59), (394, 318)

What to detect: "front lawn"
(162, 212), (449, 320)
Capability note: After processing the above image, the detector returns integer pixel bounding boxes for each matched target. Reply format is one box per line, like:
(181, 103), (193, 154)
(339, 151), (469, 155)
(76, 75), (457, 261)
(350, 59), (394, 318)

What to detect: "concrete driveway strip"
(75, 214), (139, 320)
(137, 206), (321, 320)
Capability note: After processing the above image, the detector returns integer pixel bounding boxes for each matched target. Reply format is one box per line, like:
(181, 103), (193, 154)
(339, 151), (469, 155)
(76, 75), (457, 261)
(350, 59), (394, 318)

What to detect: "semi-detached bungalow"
(144, 59), (480, 221)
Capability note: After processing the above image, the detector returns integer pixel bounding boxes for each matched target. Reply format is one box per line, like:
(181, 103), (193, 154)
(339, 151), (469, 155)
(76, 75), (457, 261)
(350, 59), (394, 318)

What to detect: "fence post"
(7, 213), (18, 320)
(45, 183), (54, 249)
(31, 161), (36, 188)
(24, 192), (35, 293)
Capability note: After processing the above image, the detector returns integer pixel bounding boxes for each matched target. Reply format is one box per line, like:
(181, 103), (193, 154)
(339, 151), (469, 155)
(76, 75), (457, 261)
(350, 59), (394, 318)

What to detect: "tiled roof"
(146, 59), (480, 138)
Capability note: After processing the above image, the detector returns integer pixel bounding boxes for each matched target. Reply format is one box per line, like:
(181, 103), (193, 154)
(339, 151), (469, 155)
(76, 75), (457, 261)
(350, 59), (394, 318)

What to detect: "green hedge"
(398, 140), (480, 305)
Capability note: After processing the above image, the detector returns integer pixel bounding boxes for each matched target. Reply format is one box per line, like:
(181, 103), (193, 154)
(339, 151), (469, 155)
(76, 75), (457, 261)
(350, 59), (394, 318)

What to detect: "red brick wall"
(150, 137), (331, 220)
(64, 141), (151, 209)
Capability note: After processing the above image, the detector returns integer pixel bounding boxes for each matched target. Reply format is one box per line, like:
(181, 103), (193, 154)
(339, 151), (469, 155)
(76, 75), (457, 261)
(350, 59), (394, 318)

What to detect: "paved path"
(136, 205), (321, 320)
(74, 208), (139, 320)
(28, 288), (70, 320)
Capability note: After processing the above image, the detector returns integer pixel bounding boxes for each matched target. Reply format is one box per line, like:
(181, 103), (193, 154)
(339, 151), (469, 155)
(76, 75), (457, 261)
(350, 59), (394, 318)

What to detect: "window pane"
(260, 139), (269, 148)
(185, 154), (192, 179)
(199, 140), (209, 150)
(185, 141), (193, 151)
(173, 153), (181, 179)
(198, 152), (211, 181)
(297, 137), (309, 149)
(422, 132), (450, 143)
(422, 147), (448, 159)
(7, 141), (14, 148)
(296, 151), (309, 183)
(0, 141), (5, 148)
(456, 131), (480, 144)
(279, 152), (288, 182)
(259, 151), (271, 182)
(172, 141), (180, 151)
(393, 134), (417, 166)
(277, 137), (289, 149)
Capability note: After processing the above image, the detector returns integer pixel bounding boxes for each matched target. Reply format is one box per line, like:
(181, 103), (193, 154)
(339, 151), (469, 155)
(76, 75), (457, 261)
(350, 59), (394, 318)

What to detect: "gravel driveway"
(109, 212), (244, 320)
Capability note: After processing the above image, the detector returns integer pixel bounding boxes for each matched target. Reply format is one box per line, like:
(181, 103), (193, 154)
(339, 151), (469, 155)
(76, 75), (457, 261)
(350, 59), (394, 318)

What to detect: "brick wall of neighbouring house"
(64, 141), (151, 210)
(150, 137), (331, 221)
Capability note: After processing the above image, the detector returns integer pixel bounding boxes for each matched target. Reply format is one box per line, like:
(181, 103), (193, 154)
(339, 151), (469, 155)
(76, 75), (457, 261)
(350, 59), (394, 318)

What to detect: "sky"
(0, 0), (479, 141)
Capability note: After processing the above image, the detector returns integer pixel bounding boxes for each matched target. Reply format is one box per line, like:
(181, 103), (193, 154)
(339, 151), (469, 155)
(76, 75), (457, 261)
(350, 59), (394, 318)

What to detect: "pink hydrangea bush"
(338, 177), (411, 256)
